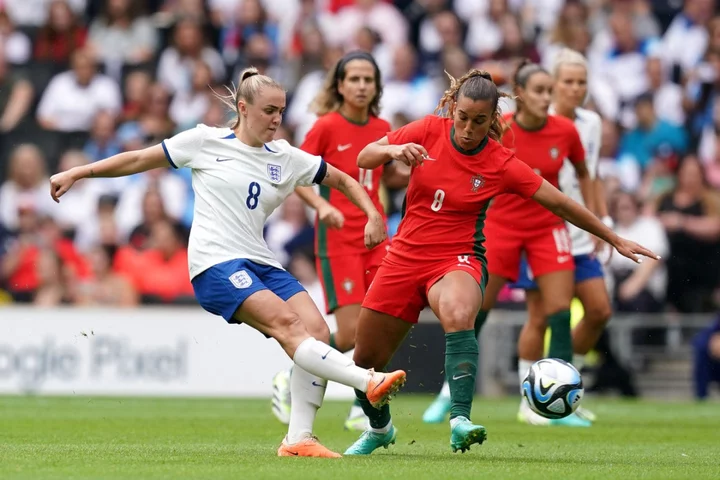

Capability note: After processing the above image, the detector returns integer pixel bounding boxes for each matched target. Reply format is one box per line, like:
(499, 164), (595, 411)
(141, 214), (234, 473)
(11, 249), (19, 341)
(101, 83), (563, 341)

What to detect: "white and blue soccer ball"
(522, 358), (584, 419)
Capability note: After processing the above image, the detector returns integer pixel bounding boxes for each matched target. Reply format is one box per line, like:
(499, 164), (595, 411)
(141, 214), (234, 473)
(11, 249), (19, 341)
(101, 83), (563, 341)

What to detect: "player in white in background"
(49, 67), (407, 458)
(513, 49), (612, 426)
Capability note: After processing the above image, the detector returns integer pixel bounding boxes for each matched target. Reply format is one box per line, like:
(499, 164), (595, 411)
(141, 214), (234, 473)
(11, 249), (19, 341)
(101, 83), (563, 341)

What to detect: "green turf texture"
(1, 395), (717, 479)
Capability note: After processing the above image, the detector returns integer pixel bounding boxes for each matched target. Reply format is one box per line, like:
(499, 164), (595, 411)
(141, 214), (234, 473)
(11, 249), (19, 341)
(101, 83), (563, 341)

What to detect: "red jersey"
(487, 114), (585, 231)
(301, 111), (390, 255)
(386, 115), (542, 264)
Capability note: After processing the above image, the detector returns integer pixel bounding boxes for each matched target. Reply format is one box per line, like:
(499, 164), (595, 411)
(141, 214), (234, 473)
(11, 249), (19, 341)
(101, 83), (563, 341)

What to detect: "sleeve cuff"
(161, 141), (178, 169)
(312, 159), (327, 184)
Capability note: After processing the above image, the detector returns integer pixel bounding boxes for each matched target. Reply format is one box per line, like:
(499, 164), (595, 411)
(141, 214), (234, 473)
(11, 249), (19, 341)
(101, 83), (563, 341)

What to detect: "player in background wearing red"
(512, 49), (615, 426)
(422, 59), (596, 427)
(344, 69), (658, 455)
(271, 52), (409, 430)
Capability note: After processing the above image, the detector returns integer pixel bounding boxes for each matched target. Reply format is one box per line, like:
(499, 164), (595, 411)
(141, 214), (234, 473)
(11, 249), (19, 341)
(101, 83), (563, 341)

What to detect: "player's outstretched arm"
(358, 136), (428, 169)
(320, 164), (386, 249)
(531, 180), (660, 264)
(50, 144), (169, 202)
(294, 186), (345, 229)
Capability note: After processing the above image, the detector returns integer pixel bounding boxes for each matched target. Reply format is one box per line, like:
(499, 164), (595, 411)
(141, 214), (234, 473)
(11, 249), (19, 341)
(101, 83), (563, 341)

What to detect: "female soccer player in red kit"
(423, 59), (597, 426)
(344, 69), (658, 455)
(271, 52), (409, 430)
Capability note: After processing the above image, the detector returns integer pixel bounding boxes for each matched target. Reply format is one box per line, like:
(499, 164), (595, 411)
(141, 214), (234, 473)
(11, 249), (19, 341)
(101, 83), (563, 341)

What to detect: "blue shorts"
(510, 254), (604, 290)
(191, 259), (305, 322)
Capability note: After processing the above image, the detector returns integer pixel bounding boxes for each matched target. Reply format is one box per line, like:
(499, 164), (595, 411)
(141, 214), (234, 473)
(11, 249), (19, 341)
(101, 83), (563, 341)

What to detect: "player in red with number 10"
(270, 52), (409, 431)
(344, 69), (659, 455)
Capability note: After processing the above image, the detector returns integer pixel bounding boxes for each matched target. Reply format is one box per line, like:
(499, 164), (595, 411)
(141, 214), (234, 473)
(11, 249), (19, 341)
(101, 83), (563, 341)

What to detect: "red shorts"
(362, 254), (486, 324)
(485, 224), (574, 282)
(316, 241), (389, 313)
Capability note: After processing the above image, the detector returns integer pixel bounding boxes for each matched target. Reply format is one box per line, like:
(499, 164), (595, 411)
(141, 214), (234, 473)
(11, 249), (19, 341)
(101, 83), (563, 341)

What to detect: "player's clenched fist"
(49, 171), (77, 203)
(364, 214), (387, 249)
(389, 143), (428, 167)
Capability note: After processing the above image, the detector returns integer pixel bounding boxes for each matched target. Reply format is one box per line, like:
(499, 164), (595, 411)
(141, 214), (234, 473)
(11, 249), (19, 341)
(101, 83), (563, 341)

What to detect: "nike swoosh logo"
(216, 157), (234, 162)
(321, 350), (332, 360)
(371, 376), (386, 393)
(311, 381), (324, 387)
(286, 450), (299, 456)
(452, 373), (472, 380)
(337, 144), (352, 151)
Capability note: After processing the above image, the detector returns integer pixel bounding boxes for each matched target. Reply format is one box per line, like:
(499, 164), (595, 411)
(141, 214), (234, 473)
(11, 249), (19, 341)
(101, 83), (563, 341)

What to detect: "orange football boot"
(277, 436), (342, 458)
(366, 369), (407, 408)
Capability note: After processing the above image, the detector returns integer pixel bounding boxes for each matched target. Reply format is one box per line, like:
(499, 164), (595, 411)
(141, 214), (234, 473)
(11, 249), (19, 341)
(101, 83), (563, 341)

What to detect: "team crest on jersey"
(267, 164), (282, 183)
(229, 270), (253, 289)
(549, 147), (560, 160)
(471, 174), (485, 192)
(342, 278), (354, 294)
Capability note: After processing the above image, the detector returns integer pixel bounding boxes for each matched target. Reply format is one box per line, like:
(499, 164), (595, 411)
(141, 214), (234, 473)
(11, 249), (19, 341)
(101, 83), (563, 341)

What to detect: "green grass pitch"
(1, 395), (717, 479)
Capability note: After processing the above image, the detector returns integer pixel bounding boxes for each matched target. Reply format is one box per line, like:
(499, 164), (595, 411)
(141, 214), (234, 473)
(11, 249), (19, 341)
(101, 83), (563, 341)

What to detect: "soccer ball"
(522, 358), (583, 420)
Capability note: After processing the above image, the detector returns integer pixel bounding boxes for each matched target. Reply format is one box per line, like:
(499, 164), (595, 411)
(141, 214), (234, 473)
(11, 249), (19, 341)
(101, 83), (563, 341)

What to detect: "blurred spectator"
(654, 156), (720, 313)
(169, 60), (212, 129)
(660, 0), (713, 83)
(2, 0), (86, 28)
(608, 191), (669, 312)
(75, 245), (138, 306)
(540, 0), (590, 71)
(465, 0), (507, 60)
(33, 248), (73, 306)
(36, 48), (122, 132)
(51, 150), (105, 238)
(589, 11), (659, 126)
(87, 0), (158, 73)
(116, 219), (193, 303)
(645, 56), (684, 127)
(115, 167), (187, 245)
(617, 93), (688, 171)
(381, 43), (439, 122)
(120, 69), (152, 123)
(1, 213), (90, 303)
(693, 314), (720, 400)
(0, 145), (55, 231)
(116, 83), (175, 148)
(73, 194), (120, 253)
(265, 193), (311, 267)
(84, 111), (122, 162)
(0, 8), (32, 64)
(33, 0), (87, 66)
(490, 13), (540, 65)
(286, 44), (342, 145)
(0, 49), (34, 133)
(323, 0), (407, 50)
(218, 0), (279, 69)
(125, 188), (171, 250)
(156, 16), (225, 95)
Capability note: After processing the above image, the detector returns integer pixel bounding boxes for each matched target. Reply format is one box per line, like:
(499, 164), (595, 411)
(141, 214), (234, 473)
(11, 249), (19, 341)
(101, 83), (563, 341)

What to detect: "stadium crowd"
(0, 0), (719, 315)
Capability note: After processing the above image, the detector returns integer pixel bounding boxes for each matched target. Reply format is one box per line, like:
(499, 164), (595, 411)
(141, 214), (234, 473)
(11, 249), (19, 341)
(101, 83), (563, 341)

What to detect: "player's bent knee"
(584, 303), (612, 326)
(439, 301), (477, 333)
(305, 320), (331, 344)
(270, 312), (307, 346)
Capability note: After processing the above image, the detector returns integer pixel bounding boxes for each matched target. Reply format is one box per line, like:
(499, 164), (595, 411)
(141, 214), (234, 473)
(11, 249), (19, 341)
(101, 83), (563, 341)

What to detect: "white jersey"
(553, 107), (602, 256)
(162, 124), (325, 279)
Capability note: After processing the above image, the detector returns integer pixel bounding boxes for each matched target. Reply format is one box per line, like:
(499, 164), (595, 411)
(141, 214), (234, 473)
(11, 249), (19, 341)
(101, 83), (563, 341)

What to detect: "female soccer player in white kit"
(49, 68), (407, 458)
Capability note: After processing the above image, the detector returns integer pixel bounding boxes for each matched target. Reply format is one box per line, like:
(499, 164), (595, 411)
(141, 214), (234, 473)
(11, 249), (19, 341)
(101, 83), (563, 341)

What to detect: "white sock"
(292, 337), (370, 392)
(439, 380), (451, 399)
(573, 354), (585, 372)
(370, 418), (392, 434)
(286, 366), (326, 444)
(518, 358), (534, 393)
